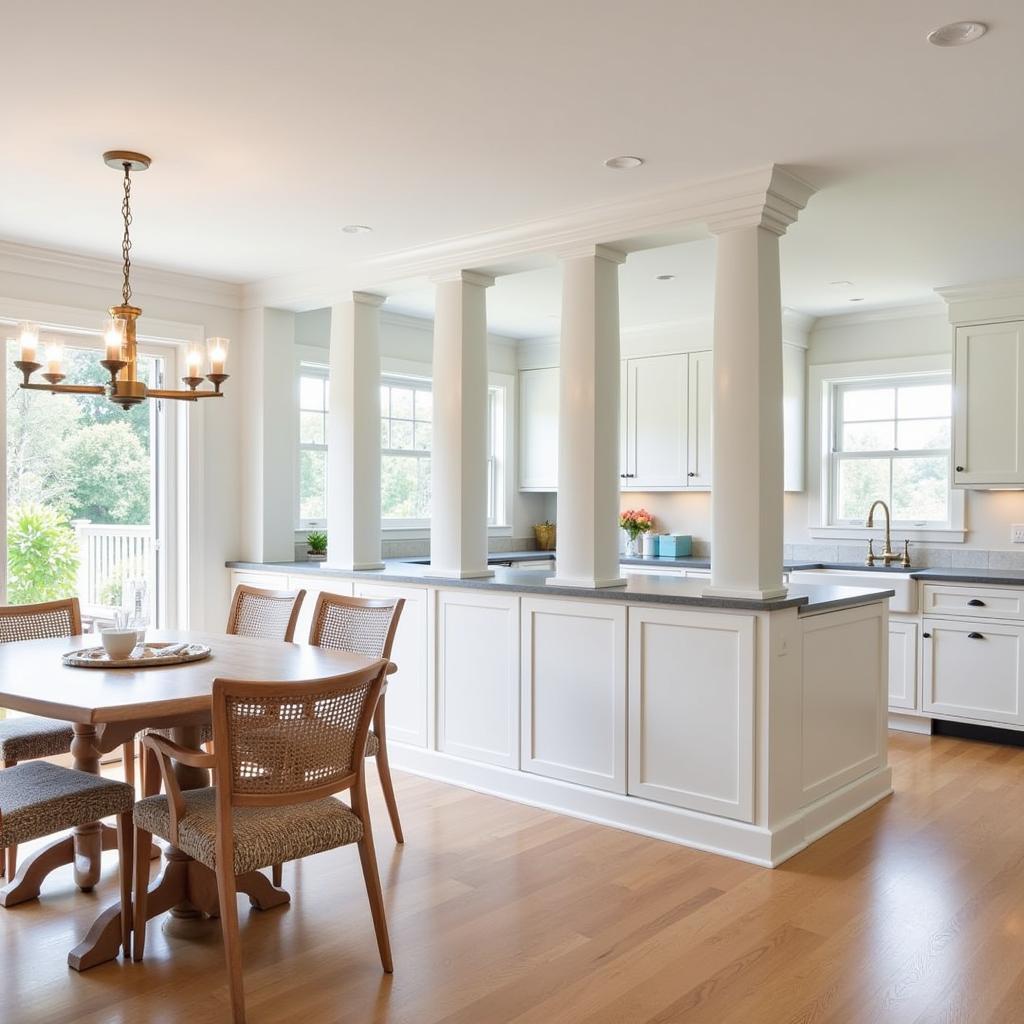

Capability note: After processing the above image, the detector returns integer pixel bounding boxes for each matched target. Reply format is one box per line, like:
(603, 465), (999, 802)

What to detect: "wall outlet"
(1012, 525), (1024, 544)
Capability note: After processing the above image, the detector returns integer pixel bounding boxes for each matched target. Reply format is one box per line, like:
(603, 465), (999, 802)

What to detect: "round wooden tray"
(62, 641), (212, 669)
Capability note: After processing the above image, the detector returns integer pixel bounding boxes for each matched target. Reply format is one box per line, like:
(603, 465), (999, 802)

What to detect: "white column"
(324, 292), (385, 571)
(429, 270), (495, 579)
(705, 225), (787, 599)
(548, 245), (626, 589)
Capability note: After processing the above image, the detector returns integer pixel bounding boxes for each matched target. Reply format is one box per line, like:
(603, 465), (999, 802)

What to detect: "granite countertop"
(908, 567), (1024, 586)
(226, 559), (895, 614)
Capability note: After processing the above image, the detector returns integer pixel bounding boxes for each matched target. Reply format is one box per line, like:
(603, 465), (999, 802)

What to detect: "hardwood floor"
(4, 731), (1024, 1023)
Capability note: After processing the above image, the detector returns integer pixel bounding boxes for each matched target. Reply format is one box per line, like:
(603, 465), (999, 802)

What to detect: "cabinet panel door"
(922, 617), (1024, 726)
(953, 322), (1024, 486)
(888, 617), (918, 710)
(625, 354), (689, 490)
(521, 599), (626, 792)
(518, 367), (559, 491)
(687, 350), (713, 488)
(628, 606), (755, 821)
(353, 583), (430, 748)
(437, 590), (520, 767)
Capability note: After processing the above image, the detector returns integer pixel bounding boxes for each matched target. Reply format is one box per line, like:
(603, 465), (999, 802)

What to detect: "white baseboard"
(889, 713), (933, 735)
(387, 743), (893, 868)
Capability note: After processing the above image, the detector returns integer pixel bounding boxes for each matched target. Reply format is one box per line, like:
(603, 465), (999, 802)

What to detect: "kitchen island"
(227, 560), (894, 866)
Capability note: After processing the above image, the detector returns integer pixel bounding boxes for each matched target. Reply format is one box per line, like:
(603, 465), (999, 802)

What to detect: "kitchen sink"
(788, 567), (918, 613)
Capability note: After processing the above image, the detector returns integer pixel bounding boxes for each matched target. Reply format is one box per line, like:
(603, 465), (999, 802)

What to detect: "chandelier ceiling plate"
(102, 150), (152, 172)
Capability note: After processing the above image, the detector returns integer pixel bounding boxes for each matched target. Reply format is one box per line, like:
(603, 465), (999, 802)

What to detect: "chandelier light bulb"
(185, 343), (204, 376)
(103, 316), (127, 361)
(206, 337), (230, 376)
(44, 339), (64, 375)
(17, 322), (39, 362)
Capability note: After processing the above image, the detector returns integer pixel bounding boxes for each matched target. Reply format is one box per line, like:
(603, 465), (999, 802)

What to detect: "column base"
(322, 560), (385, 571)
(546, 575), (627, 589)
(425, 566), (495, 580)
(702, 584), (789, 600)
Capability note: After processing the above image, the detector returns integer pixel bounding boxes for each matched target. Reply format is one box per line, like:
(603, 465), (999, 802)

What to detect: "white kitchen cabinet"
(518, 366), (559, 491)
(622, 353), (689, 489)
(687, 350), (713, 488)
(953, 320), (1024, 487)
(436, 589), (520, 767)
(887, 616), (918, 711)
(521, 599), (626, 792)
(627, 606), (755, 821)
(353, 582), (430, 748)
(922, 616), (1024, 727)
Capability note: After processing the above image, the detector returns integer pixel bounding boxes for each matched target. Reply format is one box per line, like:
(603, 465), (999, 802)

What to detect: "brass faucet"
(865, 500), (910, 567)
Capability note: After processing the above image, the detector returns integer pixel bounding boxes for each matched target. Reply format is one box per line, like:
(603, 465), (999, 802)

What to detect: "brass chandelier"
(14, 150), (230, 410)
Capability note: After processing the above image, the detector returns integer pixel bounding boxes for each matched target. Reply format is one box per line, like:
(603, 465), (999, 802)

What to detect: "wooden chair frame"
(0, 597), (98, 881)
(306, 592), (406, 848)
(134, 662), (392, 1024)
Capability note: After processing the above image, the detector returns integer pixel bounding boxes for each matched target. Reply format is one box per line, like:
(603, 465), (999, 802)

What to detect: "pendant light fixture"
(13, 151), (230, 410)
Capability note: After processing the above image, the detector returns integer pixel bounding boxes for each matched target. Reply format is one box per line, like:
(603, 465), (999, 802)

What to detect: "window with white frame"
(297, 363), (328, 528)
(829, 374), (952, 527)
(379, 374), (508, 526)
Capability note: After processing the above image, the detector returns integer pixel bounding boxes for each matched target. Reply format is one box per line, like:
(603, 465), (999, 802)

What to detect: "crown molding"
(811, 301), (946, 332)
(0, 239), (245, 310)
(936, 278), (1024, 325)
(246, 163), (818, 310)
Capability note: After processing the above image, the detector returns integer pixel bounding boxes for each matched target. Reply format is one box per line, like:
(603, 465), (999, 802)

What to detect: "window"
(380, 376), (433, 523)
(829, 374), (952, 527)
(297, 364), (328, 528)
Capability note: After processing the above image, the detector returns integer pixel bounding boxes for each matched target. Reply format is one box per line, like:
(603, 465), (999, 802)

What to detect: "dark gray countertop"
(909, 568), (1024, 586)
(226, 560), (894, 614)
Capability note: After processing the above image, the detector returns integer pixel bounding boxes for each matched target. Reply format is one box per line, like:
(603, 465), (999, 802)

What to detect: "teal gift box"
(656, 534), (692, 557)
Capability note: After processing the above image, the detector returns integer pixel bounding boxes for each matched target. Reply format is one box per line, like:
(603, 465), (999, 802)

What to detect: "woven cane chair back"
(0, 598), (81, 643)
(226, 585), (305, 643)
(308, 593), (404, 660)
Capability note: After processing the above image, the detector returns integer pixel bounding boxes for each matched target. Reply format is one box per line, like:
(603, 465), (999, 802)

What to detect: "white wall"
(0, 244), (244, 629)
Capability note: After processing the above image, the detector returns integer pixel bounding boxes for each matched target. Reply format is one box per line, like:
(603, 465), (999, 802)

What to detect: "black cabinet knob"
(968, 599), (986, 607)
(687, 472), (697, 478)
(968, 632), (985, 639)
(956, 465), (965, 472)
(922, 632), (931, 638)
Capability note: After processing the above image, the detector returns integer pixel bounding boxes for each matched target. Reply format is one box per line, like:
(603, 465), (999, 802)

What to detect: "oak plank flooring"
(4, 732), (1024, 1023)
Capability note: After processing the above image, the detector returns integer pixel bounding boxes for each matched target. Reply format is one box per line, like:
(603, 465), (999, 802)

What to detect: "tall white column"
(429, 270), (495, 579)
(548, 245), (626, 589)
(705, 225), (787, 599)
(324, 292), (385, 571)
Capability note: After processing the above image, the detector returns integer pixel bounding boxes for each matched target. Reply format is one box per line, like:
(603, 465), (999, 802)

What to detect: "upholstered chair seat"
(0, 717), (75, 763)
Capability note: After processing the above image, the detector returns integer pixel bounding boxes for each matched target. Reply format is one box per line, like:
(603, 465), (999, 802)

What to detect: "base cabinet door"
(922, 617), (1024, 726)
(521, 599), (626, 792)
(627, 607), (755, 822)
(437, 590), (520, 768)
(888, 617), (918, 710)
(353, 582), (430, 748)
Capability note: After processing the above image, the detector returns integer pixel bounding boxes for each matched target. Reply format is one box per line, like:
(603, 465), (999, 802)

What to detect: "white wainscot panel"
(521, 598), (626, 792)
(286, 574), (354, 644)
(354, 582), (431, 748)
(801, 605), (886, 805)
(627, 607), (755, 822)
(437, 590), (520, 768)
(888, 616), (918, 711)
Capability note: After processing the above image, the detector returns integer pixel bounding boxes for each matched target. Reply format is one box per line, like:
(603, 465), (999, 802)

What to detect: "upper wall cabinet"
(953, 321), (1024, 487)
(622, 354), (692, 490)
(519, 366), (560, 491)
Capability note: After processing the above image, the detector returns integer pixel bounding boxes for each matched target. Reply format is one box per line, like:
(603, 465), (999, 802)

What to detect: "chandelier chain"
(121, 162), (133, 305)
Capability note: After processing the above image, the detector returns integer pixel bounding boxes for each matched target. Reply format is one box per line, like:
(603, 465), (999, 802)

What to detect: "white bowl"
(101, 629), (138, 660)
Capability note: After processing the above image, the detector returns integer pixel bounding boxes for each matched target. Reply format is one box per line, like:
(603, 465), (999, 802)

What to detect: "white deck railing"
(71, 520), (157, 611)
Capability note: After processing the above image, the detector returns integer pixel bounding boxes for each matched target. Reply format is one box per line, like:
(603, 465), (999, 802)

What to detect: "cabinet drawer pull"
(687, 472), (697, 477)
(968, 632), (985, 639)
(967, 599), (986, 607)
(922, 632), (931, 639)
(956, 465), (965, 472)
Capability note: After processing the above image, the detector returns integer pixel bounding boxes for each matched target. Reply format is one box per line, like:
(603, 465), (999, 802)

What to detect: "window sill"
(809, 526), (966, 543)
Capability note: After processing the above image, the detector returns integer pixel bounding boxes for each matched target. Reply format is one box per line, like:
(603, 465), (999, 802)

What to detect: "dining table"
(0, 628), (392, 971)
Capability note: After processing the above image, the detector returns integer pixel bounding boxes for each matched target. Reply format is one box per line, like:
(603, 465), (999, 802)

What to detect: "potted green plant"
(306, 530), (327, 561)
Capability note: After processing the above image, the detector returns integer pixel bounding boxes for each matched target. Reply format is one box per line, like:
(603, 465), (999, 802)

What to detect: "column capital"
(557, 243), (627, 265)
(705, 166), (815, 237)
(429, 269), (495, 288)
(351, 291), (386, 307)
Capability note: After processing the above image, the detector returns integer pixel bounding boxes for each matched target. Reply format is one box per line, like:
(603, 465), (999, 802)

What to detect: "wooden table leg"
(0, 835), (73, 907)
(71, 723), (103, 891)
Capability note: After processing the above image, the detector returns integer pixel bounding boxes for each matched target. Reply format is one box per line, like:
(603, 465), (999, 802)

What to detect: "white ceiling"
(3, 1), (1024, 333)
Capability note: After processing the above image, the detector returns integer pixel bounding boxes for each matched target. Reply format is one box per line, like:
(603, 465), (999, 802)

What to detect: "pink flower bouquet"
(619, 508), (654, 542)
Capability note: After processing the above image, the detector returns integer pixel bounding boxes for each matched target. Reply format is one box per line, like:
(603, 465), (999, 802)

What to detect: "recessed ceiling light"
(849, 297), (865, 303)
(604, 155), (644, 170)
(655, 274), (676, 281)
(927, 21), (987, 46)
(341, 224), (372, 234)
(829, 280), (853, 287)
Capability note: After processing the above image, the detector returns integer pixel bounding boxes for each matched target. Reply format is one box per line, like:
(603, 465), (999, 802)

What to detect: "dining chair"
(306, 592), (406, 847)
(137, 585), (307, 794)
(0, 598), (131, 881)
(0, 760), (134, 955)
(133, 662), (393, 1024)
